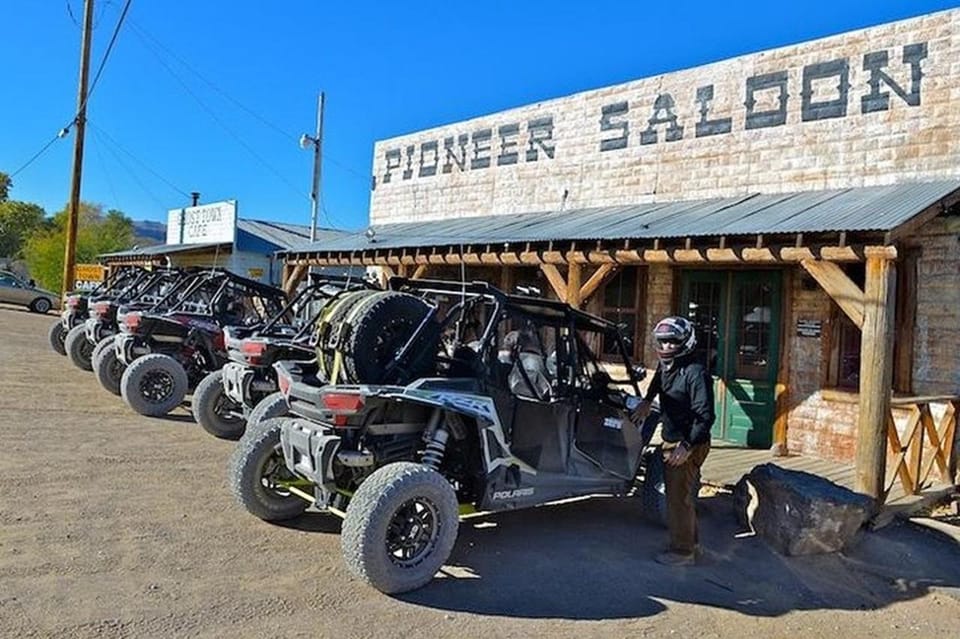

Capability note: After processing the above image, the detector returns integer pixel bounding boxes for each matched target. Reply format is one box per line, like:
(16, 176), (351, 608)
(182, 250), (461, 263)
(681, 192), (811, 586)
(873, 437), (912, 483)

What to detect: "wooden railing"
(884, 395), (959, 498)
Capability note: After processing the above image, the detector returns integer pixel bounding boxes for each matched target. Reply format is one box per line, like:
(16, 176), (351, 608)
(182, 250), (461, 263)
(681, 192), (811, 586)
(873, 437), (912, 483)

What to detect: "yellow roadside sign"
(74, 264), (106, 290)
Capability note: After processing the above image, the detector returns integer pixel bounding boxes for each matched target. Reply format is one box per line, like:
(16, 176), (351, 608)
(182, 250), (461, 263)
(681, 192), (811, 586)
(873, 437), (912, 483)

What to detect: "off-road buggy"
(64, 268), (191, 371)
(47, 266), (144, 357)
(114, 270), (288, 417)
(229, 278), (664, 594)
(192, 275), (378, 440)
(91, 268), (206, 394)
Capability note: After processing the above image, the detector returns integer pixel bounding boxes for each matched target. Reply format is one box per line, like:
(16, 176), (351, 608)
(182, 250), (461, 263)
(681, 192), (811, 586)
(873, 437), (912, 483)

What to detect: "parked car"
(0, 270), (60, 314)
(229, 278), (664, 594)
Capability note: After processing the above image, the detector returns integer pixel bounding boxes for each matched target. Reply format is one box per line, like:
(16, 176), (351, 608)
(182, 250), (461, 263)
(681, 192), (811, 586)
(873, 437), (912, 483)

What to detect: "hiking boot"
(655, 550), (696, 566)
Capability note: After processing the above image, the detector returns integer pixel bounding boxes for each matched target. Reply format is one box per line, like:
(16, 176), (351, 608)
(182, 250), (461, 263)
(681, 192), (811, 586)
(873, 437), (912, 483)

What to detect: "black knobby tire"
(246, 391), (289, 431)
(65, 324), (96, 371)
(30, 297), (52, 314)
(341, 462), (459, 594)
(315, 290), (376, 383)
(120, 353), (189, 417)
(93, 339), (125, 396)
(640, 447), (668, 528)
(228, 417), (308, 522)
(48, 321), (67, 356)
(192, 370), (246, 439)
(343, 292), (439, 385)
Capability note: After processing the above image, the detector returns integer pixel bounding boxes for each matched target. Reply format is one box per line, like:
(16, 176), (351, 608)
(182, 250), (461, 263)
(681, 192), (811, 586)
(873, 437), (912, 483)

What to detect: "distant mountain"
(132, 220), (167, 245)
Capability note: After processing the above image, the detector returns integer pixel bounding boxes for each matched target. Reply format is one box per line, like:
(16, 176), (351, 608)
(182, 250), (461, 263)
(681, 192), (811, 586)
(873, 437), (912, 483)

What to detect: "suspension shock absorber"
(421, 408), (448, 469)
(422, 429), (449, 470)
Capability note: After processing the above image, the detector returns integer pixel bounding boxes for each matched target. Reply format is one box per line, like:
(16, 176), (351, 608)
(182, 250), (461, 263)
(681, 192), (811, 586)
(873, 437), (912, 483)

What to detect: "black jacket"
(643, 356), (715, 446)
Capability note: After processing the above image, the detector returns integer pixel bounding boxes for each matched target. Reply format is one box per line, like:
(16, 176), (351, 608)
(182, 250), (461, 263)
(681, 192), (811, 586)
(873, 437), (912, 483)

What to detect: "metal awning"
(99, 242), (229, 261)
(281, 180), (960, 258)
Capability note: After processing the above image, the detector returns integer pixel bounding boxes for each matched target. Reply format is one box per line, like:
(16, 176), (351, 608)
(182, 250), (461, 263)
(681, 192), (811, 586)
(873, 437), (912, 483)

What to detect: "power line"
(78, 0), (133, 117)
(130, 30), (311, 203)
(128, 19), (371, 185)
(10, 135), (62, 178)
(88, 121), (191, 199)
(90, 126), (168, 210)
(128, 20), (299, 143)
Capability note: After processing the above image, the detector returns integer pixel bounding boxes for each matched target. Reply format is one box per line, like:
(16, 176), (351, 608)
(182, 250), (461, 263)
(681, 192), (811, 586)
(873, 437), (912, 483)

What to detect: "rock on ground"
(734, 463), (875, 556)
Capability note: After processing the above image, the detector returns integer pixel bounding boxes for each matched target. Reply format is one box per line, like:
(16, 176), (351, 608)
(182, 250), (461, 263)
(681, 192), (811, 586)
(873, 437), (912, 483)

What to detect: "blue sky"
(2, 1), (956, 230)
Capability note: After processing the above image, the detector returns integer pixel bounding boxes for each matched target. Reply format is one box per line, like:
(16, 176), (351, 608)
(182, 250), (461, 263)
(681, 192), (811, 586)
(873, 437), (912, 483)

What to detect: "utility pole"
(300, 92), (325, 243)
(61, 0), (94, 299)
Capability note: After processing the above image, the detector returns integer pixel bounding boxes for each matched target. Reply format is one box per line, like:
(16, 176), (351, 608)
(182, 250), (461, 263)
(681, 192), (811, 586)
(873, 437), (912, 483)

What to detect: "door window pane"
(735, 282), (772, 379)
(685, 280), (722, 375)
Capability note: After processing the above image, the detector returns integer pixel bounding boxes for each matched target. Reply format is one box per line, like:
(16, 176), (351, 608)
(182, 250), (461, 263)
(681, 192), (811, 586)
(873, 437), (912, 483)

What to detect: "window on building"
(600, 267), (645, 362)
(826, 254), (916, 393)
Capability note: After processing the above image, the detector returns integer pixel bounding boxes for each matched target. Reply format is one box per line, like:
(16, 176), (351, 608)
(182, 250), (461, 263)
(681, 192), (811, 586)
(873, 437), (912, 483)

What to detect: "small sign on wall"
(796, 318), (823, 338)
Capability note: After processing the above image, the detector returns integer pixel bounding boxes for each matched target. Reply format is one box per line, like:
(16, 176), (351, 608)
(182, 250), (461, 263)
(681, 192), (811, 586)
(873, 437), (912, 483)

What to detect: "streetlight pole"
(305, 92), (325, 243)
(62, 0), (94, 299)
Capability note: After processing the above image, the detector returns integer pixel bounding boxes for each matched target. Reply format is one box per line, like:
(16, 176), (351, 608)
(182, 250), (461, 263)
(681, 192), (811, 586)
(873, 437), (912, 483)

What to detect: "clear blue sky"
(2, 0), (955, 231)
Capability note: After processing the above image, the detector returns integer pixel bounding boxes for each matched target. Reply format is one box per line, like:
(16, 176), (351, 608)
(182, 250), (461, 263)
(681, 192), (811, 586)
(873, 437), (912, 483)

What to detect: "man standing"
(639, 316), (715, 566)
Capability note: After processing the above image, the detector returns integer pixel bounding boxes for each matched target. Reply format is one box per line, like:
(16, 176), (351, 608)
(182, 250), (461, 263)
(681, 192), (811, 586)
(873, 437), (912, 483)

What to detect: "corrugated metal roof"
(284, 180), (960, 255)
(100, 219), (354, 260)
(236, 219), (350, 249)
(100, 242), (228, 259)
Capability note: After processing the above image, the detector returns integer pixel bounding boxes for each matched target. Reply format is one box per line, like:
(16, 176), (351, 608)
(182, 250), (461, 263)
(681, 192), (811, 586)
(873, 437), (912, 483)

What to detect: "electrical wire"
(131, 31), (311, 204)
(128, 18), (370, 185)
(10, 136), (61, 178)
(89, 121), (191, 200)
(89, 125), (170, 210)
(13, 0), (131, 179)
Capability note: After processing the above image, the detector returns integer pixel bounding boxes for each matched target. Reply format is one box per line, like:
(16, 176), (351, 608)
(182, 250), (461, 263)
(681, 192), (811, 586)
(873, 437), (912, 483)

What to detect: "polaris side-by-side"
(114, 270), (288, 417)
(230, 278), (664, 594)
(47, 266), (144, 357)
(191, 275), (377, 440)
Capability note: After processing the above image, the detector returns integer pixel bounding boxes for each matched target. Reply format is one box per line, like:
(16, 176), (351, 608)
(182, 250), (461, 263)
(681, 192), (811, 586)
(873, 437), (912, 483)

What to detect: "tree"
(0, 172), (11, 202)
(23, 202), (135, 292)
(0, 200), (47, 257)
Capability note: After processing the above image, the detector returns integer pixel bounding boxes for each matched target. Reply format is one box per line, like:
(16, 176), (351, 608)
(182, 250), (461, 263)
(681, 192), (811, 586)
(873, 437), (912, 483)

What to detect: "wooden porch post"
(855, 250), (897, 501)
(566, 262), (583, 308)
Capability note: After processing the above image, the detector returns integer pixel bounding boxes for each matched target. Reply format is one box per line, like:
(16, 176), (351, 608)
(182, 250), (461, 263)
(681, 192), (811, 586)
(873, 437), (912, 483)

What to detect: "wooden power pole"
(61, 0), (95, 298)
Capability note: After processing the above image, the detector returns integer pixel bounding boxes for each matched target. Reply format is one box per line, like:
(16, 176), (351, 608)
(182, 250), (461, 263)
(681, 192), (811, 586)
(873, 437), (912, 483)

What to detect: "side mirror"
(29, 279), (36, 287)
(632, 364), (647, 381)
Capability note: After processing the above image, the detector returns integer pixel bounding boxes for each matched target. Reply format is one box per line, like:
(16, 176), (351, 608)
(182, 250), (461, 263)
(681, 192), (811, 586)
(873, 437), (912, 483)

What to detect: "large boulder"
(734, 463), (875, 556)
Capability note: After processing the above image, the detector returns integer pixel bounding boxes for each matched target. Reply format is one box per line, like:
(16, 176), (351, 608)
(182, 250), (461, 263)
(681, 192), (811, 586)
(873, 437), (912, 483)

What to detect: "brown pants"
(662, 442), (710, 554)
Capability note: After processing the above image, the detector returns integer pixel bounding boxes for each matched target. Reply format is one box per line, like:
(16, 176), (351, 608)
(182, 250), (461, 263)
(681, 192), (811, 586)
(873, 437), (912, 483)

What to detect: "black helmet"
(653, 316), (696, 362)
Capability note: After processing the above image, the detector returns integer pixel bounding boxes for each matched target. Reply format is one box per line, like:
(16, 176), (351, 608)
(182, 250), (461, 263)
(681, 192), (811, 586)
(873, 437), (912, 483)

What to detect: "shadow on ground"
(379, 493), (960, 620)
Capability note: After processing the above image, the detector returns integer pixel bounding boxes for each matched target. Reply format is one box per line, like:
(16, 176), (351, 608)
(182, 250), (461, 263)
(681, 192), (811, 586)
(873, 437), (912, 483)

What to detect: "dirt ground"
(2, 304), (960, 639)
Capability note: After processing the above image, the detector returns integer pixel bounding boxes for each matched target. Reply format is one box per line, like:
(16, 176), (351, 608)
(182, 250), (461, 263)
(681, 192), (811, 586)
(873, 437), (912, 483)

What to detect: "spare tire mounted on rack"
(315, 291), (439, 386)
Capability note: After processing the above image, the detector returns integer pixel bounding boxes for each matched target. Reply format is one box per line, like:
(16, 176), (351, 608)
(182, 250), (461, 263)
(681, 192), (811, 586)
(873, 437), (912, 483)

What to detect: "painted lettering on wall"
(374, 42), (927, 189)
(378, 117), (555, 186)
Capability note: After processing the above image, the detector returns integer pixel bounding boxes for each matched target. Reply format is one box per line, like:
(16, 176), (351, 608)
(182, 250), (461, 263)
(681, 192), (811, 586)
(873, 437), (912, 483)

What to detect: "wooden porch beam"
(855, 253), (897, 502)
(800, 259), (865, 329)
(540, 264), (568, 301)
(579, 264), (619, 302)
(282, 263), (307, 296)
(566, 262), (583, 307)
(411, 264), (429, 280)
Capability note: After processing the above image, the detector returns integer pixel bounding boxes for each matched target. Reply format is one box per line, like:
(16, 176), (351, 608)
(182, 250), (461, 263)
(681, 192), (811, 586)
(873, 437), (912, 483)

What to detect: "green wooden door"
(680, 270), (782, 448)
